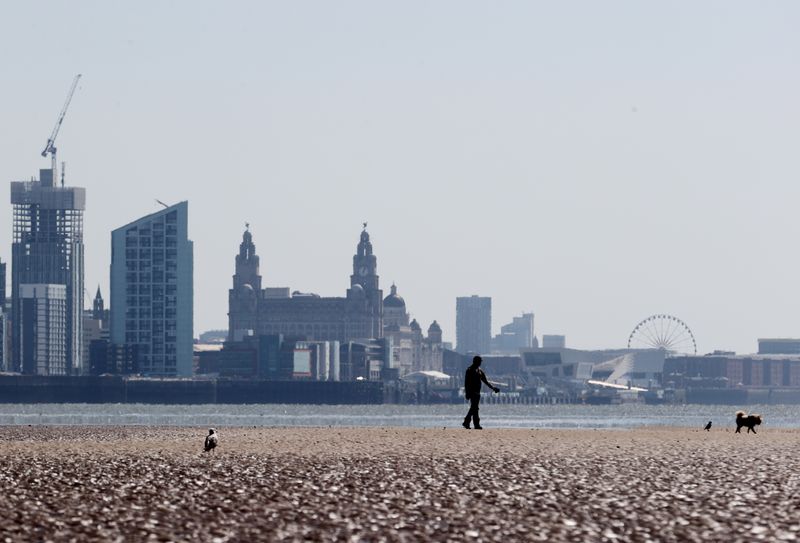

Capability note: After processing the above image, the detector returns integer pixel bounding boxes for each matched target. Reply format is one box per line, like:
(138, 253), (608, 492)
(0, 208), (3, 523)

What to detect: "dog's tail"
(735, 410), (746, 419)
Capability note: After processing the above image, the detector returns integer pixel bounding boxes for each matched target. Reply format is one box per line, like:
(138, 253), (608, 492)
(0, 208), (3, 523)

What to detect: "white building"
(19, 284), (68, 375)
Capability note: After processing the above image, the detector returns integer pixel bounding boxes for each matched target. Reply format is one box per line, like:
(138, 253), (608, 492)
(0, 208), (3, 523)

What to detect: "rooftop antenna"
(60, 161), (65, 187)
(155, 199), (169, 209)
(41, 74), (82, 184)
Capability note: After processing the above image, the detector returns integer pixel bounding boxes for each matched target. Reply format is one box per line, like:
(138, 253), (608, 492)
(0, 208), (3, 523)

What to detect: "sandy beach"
(1, 425), (799, 542)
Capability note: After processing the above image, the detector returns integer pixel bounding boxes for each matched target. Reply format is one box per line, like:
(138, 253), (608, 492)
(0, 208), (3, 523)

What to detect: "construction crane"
(41, 74), (82, 185)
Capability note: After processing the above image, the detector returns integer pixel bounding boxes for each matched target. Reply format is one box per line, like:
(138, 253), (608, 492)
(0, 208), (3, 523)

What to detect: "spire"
(240, 225), (256, 259)
(234, 225), (262, 291)
(92, 285), (105, 320)
(357, 226), (372, 256)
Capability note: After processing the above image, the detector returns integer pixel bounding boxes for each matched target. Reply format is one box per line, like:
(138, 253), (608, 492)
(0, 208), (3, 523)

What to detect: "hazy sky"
(2, 2), (800, 354)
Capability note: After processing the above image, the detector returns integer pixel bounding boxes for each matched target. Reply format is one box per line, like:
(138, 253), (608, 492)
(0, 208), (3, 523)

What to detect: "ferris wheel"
(627, 314), (697, 354)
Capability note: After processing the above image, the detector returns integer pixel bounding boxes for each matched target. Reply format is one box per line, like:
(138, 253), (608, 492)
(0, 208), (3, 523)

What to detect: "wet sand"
(1, 425), (799, 542)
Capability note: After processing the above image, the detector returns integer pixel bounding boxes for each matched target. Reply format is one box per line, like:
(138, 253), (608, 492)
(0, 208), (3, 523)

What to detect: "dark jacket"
(465, 366), (492, 398)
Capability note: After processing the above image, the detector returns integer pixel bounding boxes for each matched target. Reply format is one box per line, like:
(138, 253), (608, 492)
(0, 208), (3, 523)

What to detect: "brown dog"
(735, 411), (762, 434)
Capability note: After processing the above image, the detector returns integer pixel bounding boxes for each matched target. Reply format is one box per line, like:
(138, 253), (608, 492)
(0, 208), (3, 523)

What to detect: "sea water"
(0, 403), (796, 429)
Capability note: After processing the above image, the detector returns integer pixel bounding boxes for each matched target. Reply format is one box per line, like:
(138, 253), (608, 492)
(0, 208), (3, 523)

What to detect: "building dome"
(239, 283), (256, 301)
(428, 320), (441, 332)
(350, 283), (365, 297)
(383, 284), (406, 308)
(410, 319), (421, 332)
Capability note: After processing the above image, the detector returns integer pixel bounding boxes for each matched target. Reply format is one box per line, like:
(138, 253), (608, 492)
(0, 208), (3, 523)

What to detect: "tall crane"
(41, 74), (82, 185)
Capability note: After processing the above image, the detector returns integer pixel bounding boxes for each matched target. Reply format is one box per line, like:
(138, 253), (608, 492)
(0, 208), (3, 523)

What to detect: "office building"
(197, 334), (341, 381)
(0, 310), (8, 372)
(88, 340), (138, 375)
(110, 202), (193, 376)
(0, 257), (6, 309)
(456, 295), (491, 354)
(18, 284), (68, 375)
(542, 335), (566, 349)
(0, 258), (6, 371)
(340, 338), (392, 381)
(492, 312), (535, 353)
(666, 353), (800, 389)
(758, 338), (800, 355)
(11, 169), (85, 374)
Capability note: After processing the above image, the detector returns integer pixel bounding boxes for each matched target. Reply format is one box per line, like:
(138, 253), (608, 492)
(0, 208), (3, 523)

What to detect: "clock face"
(358, 266), (369, 276)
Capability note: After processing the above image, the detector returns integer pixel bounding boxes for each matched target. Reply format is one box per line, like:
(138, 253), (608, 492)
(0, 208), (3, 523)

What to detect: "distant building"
(0, 257), (6, 308)
(197, 334), (341, 381)
(110, 202), (194, 376)
(666, 353), (800, 389)
(92, 286), (109, 324)
(758, 338), (800, 355)
(456, 295), (491, 354)
(88, 340), (138, 375)
(197, 342), (256, 378)
(492, 312), (536, 354)
(307, 340), (341, 381)
(0, 258), (6, 372)
(444, 350), (523, 380)
(228, 226), (382, 344)
(382, 284), (443, 376)
(18, 284), (68, 375)
(340, 338), (392, 381)
(0, 310), (9, 372)
(520, 347), (664, 388)
(84, 287), (110, 372)
(422, 321), (444, 373)
(542, 335), (566, 349)
(198, 330), (227, 344)
(11, 169), (85, 374)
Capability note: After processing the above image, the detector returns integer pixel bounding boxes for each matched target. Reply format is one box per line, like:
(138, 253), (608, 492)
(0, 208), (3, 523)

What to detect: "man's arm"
(480, 371), (500, 393)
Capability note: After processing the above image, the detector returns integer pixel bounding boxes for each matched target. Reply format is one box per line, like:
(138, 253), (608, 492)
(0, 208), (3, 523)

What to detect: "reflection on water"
(0, 403), (796, 429)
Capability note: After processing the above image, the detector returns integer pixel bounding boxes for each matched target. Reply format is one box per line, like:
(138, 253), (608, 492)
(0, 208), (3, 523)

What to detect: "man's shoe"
(474, 426), (483, 430)
(462, 422), (470, 430)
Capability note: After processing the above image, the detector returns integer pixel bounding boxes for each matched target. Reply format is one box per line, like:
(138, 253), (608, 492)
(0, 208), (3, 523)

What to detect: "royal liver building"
(228, 226), (383, 343)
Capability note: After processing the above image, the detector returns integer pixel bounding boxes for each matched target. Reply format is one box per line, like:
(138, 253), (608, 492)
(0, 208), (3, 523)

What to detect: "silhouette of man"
(463, 355), (499, 430)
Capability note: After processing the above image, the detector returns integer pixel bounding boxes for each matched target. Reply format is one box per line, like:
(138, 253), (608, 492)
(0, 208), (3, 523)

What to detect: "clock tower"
(347, 225), (383, 338)
(350, 226), (379, 292)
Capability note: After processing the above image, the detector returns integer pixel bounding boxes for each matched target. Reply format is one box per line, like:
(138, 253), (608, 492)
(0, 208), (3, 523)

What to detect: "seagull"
(204, 428), (218, 452)
(704, 421), (712, 432)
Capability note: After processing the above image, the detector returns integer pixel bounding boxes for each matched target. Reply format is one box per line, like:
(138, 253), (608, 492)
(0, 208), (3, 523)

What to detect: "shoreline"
(0, 402), (789, 431)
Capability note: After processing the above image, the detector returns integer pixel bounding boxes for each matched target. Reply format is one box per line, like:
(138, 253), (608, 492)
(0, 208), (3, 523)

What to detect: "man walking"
(463, 355), (500, 430)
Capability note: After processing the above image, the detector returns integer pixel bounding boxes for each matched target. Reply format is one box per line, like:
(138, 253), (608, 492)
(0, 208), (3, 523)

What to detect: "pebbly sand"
(1, 425), (799, 542)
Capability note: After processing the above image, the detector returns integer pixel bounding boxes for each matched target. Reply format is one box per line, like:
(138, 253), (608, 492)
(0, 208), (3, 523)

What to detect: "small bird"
(204, 428), (218, 452)
(704, 421), (712, 432)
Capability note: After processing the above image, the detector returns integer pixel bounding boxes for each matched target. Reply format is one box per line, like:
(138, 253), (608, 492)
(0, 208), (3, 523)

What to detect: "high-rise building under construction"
(10, 168), (85, 374)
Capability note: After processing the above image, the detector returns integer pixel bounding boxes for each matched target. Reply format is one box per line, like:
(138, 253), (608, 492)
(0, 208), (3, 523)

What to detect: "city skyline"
(3, 2), (800, 353)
